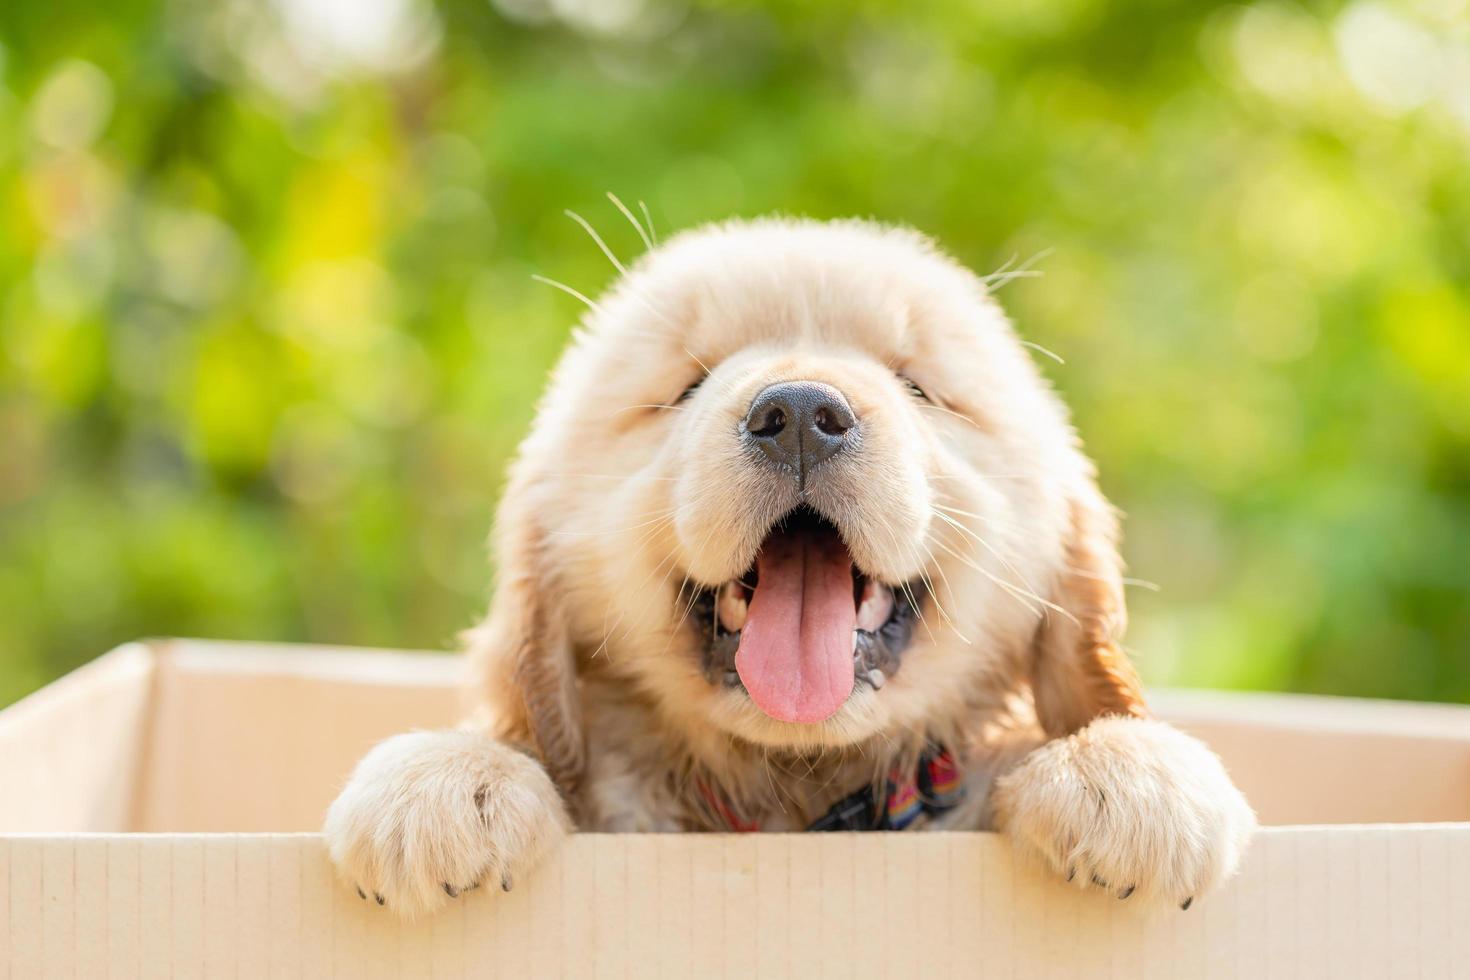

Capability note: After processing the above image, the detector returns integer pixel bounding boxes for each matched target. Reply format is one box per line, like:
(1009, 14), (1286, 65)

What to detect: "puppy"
(324, 218), (1256, 917)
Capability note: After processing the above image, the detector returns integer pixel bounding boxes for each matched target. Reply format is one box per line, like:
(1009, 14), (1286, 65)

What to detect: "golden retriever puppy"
(324, 217), (1256, 917)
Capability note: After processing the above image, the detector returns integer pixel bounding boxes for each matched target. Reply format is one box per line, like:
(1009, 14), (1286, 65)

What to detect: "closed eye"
(899, 375), (931, 402)
(673, 374), (707, 405)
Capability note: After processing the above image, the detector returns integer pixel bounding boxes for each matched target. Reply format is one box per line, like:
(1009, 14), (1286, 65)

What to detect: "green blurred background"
(1, 0), (1467, 709)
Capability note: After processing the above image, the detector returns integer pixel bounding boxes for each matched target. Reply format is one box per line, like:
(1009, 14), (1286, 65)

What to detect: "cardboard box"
(1, 639), (1467, 978)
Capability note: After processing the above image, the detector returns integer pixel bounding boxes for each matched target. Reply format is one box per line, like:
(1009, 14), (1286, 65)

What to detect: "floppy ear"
(466, 512), (585, 793)
(1028, 493), (1149, 737)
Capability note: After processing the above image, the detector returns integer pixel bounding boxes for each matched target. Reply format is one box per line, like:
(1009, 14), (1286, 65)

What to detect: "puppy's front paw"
(992, 716), (1256, 909)
(323, 730), (570, 918)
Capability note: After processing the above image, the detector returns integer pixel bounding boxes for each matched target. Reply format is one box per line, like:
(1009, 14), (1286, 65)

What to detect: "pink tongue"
(734, 525), (856, 724)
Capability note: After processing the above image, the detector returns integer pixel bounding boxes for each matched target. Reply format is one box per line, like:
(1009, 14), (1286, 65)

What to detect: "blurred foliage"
(1, 0), (1468, 708)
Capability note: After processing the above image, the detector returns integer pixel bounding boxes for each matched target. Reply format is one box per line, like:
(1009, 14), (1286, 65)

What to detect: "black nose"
(743, 381), (857, 487)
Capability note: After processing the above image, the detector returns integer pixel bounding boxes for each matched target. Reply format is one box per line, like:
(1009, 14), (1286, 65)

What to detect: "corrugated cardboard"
(2, 639), (1467, 978)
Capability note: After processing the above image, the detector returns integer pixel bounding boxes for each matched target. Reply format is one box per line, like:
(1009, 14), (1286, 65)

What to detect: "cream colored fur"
(991, 717), (1254, 905)
(323, 731), (569, 914)
(323, 217), (1256, 918)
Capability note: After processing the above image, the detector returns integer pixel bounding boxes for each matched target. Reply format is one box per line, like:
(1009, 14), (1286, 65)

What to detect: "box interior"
(1, 640), (1467, 833)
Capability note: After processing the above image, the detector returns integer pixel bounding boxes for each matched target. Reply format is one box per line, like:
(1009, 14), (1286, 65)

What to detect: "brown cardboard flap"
(1153, 690), (1470, 825)
(0, 643), (155, 832)
(2, 828), (1467, 979)
(2, 641), (1468, 833)
(136, 640), (460, 833)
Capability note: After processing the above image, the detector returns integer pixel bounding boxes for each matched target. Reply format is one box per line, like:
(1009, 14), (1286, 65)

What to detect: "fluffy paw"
(992, 716), (1256, 909)
(323, 730), (570, 918)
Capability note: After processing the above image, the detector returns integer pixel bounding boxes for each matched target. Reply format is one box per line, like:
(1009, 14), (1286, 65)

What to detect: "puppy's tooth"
(717, 583), (748, 633)
(866, 668), (886, 690)
(856, 583), (894, 632)
(852, 631), (859, 654)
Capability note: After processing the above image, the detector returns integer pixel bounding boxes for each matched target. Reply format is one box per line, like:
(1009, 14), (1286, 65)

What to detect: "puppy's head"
(473, 219), (1145, 784)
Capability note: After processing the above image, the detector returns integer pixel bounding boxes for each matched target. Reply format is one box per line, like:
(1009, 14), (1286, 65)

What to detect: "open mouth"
(686, 506), (923, 724)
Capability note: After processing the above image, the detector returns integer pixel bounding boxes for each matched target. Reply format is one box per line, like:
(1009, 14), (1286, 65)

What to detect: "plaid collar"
(698, 743), (965, 833)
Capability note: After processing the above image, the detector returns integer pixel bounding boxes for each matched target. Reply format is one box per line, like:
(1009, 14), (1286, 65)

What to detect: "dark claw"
(1091, 874), (1108, 888)
(356, 886), (366, 901)
(443, 883), (459, 898)
(374, 892), (385, 906)
(1118, 885), (1136, 899)
(1066, 867), (1076, 882)
(501, 872), (513, 892)
(1180, 896), (1194, 911)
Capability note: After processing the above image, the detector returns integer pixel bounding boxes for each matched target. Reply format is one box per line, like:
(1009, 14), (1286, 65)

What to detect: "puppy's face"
(502, 220), (1100, 756)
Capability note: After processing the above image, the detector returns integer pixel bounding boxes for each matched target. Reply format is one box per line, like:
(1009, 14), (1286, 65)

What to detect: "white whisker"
(1064, 562), (1163, 593)
(930, 537), (1048, 619)
(607, 192), (653, 252)
(531, 273), (602, 312)
(864, 509), (952, 644)
(983, 269), (1043, 290)
(930, 508), (1044, 602)
(916, 541), (970, 644)
(547, 511), (679, 538)
(639, 201), (657, 245)
(683, 348), (741, 399)
(928, 510), (1076, 625)
(564, 209), (627, 276)
(980, 246), (1053, 292)
(934, 501), (1022, 533)
(983, 252), (1019, 281)
(1019, 340), (1065, 365)
(928, 473), (1037, 482)
(590, 499), (694, 660)
(541, 472), (678, 481)
(660, 519), (724, 656)
(918, 402), (987, 432)
(596, 542), (684, 659)
(610, 403), (685, 416)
